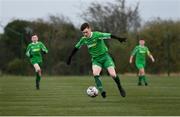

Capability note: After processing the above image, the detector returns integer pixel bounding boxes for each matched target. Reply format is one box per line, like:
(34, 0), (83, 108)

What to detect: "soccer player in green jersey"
(26, 34), (48, 90)
(129, 39), (155, 86)
(67, 23), (126, 98)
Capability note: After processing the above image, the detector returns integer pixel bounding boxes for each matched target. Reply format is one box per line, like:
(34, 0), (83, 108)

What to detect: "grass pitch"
(0, 75), (180, 116)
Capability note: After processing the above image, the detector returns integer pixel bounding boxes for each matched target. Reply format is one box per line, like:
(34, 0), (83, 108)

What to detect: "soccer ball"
(86, 86), (98, 97)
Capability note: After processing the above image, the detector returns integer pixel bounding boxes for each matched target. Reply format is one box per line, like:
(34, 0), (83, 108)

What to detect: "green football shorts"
(135, 61), (146, 69)
(92, 53), (115, 69)
(30, 57), (42, 65)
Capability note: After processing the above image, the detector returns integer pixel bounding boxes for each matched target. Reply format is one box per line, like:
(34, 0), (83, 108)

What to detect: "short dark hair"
(80, 22), (90, 31)
(139, 38), (145, 41)
(31, 33), (37, 37)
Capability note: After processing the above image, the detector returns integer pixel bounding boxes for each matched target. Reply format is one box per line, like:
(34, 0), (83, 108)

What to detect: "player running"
(67, 23), (126, 98)
(26, 34), (48, 90)
(129, 39), (155, 86)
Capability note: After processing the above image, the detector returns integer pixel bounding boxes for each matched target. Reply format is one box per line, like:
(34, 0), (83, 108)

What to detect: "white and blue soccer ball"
(86, 86), (98, 97)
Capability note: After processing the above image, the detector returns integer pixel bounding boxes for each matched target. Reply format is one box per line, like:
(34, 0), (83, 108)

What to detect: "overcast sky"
(0, 0), (180, 33)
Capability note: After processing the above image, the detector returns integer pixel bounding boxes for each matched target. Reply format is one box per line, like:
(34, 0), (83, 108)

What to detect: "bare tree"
(81, 0), (141, 35)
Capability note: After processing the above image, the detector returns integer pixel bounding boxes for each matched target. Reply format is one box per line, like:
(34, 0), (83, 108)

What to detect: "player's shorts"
(92, 53), (115, 69)
(135, 61), (146, 69)
(30, 57), (42, 65)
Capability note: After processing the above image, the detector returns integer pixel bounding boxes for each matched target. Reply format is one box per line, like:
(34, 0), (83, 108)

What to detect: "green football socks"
(36, 72), (41, 89)
(113, 76), (122, 90)
(138, 76), (143, 85)
(94, 75), (104, 93)
(113, 76), (126, 97)
(139, 75), (148, 86)
(142, 75), (148, 85)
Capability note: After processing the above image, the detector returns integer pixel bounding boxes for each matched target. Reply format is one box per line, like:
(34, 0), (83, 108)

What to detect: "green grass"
(0, 75), (180, 116)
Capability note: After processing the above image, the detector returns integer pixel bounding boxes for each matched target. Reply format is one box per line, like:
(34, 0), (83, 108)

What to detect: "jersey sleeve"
(131, 46), (138, 56)
(97, 32), (111, 40)
(26, 44), (31, 57)
(40, 42), (48, 53)
(75, 38), (85, 49)
(146, 47), (151, 55)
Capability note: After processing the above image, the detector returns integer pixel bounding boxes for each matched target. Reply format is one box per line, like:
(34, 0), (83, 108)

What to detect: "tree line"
(0, 0), (179, 75)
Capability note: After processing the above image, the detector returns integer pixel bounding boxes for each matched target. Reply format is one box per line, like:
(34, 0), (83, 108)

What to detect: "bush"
(6, 58), (30, 75)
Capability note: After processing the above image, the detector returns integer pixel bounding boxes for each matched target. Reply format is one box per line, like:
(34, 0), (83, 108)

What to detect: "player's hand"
(152, 58), (155, 63)
(66, 56), (72, 65)
(42, 51), (47, 55)
(118, 37), (127, 43)
(129, 58), (133, 64)
(30, 54), (33, 58)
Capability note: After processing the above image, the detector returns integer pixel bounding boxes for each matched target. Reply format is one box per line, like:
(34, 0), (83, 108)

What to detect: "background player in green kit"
(26, 34), (48, 90)
(67, 23), (126, 98)
(129, 39), (155, 86)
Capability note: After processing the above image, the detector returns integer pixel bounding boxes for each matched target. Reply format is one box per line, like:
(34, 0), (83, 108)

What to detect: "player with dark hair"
(67, 23), (126, 98)
(26, 34), (48, 90)
(129, 39), (155, 86)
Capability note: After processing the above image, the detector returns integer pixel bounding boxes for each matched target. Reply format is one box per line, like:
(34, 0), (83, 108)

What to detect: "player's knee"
(92, 65), (101, 76)
(139, 70), (145, 75)
(109, 71), (116, 78)
(139, 72), (143, 76)
(93, 71), (100, 76)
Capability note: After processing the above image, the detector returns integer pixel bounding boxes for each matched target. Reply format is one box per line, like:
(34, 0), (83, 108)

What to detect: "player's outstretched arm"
(40, 42), (48, 54)
(147, 50), (155, 63)
(111, 35), (127, 43)
(129, 55), (134, 64)
(66, 47), (79, 65)
(149, 54), (155, 62)
(26, 45), (33, 58)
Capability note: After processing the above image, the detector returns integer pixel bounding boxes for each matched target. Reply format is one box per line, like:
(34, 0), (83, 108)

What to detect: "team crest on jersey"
(88, 43), (97, 48)
(32, 48), (40, 52)
(139, 49), (146, 54)
(139, 50), (145, 53)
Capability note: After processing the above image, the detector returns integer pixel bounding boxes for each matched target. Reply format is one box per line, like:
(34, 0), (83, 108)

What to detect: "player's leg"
(104, 54), (126, 97)
(92, 65), (106, 98)
(33, 63), (41, 90)
(139, 68), (148, 86)
(107, 67), (126, 97)
(138, 69), (143, 86)
(136, 62), (144, 86)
